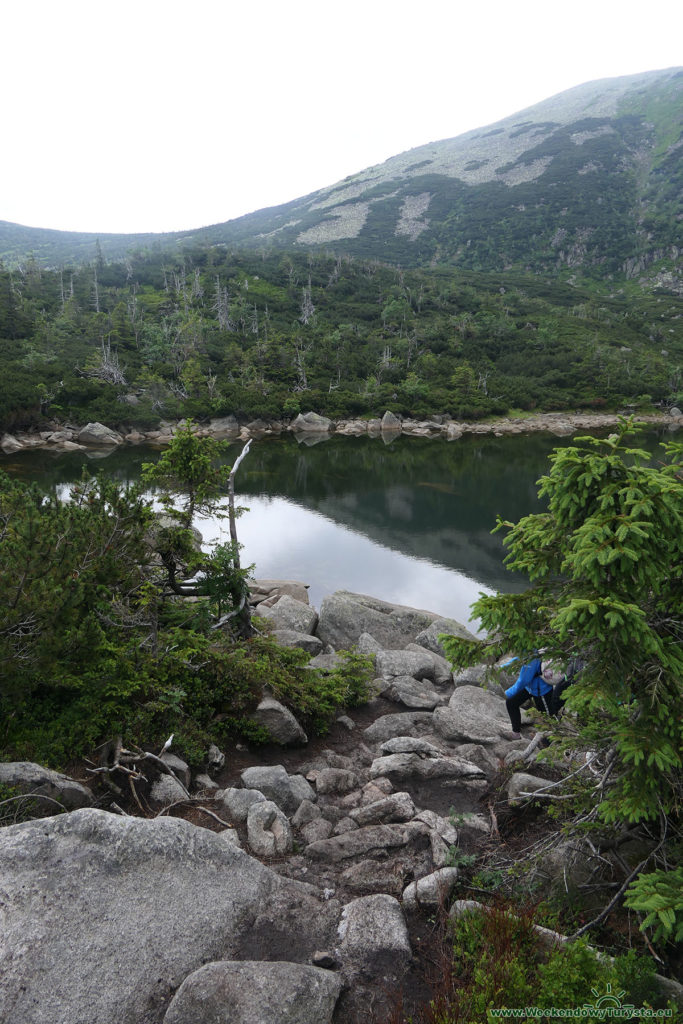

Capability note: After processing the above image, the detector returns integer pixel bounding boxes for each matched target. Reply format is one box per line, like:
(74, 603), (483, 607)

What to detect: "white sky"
(2, 0), (681, 235)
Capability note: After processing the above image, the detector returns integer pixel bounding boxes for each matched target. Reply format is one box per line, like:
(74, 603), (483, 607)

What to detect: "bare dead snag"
(227, 438), (253, 637)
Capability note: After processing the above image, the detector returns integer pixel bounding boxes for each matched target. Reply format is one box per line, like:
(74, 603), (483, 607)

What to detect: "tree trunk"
(228, 439), (253, 637)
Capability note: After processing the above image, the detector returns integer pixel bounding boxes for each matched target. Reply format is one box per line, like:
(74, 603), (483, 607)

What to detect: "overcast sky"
(2, 0), (681, 235)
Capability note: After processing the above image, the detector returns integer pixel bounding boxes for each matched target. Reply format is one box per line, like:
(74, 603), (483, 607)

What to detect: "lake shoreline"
(1, 419), (674, 629)
(1, 408), (681, 455)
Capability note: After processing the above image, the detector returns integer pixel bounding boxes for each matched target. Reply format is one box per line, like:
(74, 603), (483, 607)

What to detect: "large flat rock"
(208, 415), (240, 439)
(256, 595), (318, 635)
(251, 696), (308, 746)
(363, 711), (435, 744)
(316, 591), (445, 651)
(291, 412), (332, 433)
(414, 617), (476, 655)
(306, 822), (427, 862)
(0, 809), (339, 1024)
(77, 421), (123, 446)
(338, 893), (411, 971)
(376, 649), (435, 681)
(381, 675), (445, 710)
(433, 684), (511, 745)
(240, 765), (315, 814)
(0, 761), (93, 811)
(368, 752), (485, 784)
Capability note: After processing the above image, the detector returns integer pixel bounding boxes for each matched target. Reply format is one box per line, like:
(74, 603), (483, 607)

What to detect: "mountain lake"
(0, 426), (673, 631)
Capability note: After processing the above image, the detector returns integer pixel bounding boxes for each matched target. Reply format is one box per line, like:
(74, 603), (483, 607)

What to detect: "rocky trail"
(3, 586), (679, 1023)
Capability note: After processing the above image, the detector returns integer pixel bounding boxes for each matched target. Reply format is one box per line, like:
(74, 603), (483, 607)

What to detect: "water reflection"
(1, 429), (669, 629)
(197, 495), (494, 626)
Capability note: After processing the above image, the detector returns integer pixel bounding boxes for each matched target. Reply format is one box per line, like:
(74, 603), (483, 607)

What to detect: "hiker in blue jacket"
(503, 656), (560, 739)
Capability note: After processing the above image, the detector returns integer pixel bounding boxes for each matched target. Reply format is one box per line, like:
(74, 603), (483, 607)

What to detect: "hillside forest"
(1, 245), (682, 432)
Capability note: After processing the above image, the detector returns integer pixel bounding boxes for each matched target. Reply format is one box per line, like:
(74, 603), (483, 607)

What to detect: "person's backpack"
(565, 656), (586, 681)
(551, 656), (586, 712)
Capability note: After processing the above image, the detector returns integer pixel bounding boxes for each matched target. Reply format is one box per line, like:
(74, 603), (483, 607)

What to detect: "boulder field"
(2, 586), (681, 1023)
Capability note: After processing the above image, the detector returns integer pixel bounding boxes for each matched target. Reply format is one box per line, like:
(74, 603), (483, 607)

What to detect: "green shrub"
(266, 645), (373, 734)
(406, 906), (671, 1024)
(624, 866), (683, 945)
(536, 938), (616, 1008)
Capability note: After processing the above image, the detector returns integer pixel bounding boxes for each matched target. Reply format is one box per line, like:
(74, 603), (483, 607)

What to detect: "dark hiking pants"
(506, 690), (554, 733)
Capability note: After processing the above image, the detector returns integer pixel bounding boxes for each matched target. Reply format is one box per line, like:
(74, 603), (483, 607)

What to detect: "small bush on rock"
(266, 647), (374, 735)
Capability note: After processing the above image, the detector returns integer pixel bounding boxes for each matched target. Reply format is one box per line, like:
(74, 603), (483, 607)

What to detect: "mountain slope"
(235, 66), (682, 279)
(1, 68), (681, 282)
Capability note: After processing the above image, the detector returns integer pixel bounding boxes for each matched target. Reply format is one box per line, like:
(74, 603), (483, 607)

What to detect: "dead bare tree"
(376, 346), (393, 385)
(292, 337), (311, 391)
(299, 279), (315, 325)
(127, 285), (140, 345)
(327, 255), (343, 288)
(404, 333), (423, 370)
(77, 336), (127, 387)
(173, 267), (186, 299)
(206, 371), (218, 401)
(212, 439), (254, 637)
(213, 277), (234, 331)
(86, 735), (189, 812)
(92, 266), (100, 313)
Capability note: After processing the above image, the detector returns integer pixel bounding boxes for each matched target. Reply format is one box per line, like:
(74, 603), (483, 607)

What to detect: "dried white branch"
(0, 793), (66, 812)
(155, 799), (234, 830)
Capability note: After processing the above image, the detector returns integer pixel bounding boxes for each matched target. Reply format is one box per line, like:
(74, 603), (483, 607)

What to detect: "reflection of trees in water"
(234, 434), (549, 587)
(229, 430), (666, 590)
(237, 433), (552, 532)
(1, 429), (665, 594)
(0, 446), (158, 492)
(315, 492), (518, 589)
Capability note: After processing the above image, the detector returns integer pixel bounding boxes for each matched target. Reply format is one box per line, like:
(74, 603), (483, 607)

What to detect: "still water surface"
(1, 428), (668, 629)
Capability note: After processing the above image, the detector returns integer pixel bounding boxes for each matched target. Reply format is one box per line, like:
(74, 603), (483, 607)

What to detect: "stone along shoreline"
(1, 407), (681, 454)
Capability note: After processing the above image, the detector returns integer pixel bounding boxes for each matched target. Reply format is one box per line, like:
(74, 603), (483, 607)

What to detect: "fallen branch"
(108, 802), (130, 816)
(155, 798), (234, 829)
(138, 751), (191, 799)
(226, 439), (253, 638)
(86, 763), (146, 780)
(567, 829), (668, 942)
(487, 800), (500, 839)
(520, 732), (545, 761)
(195, 806), (234, 829)
(88, 738), (190, 808)
(514, 750), (602, 803)
(0, 793), (66, 812)
(517, 790), (581, 801)
(128, 775), (149, 816)
(211, 593), (246, 630)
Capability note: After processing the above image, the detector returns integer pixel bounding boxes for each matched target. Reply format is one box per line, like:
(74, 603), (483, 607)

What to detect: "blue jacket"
(504, 657), (553, 699)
